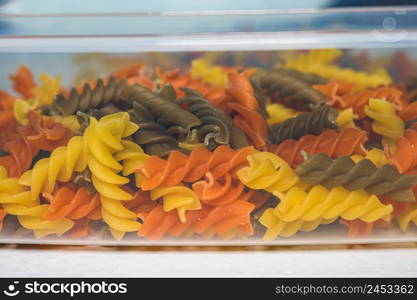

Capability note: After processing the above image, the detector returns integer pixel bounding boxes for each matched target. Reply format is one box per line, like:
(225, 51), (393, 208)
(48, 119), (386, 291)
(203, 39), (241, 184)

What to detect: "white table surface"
(1, 245), (416, 277)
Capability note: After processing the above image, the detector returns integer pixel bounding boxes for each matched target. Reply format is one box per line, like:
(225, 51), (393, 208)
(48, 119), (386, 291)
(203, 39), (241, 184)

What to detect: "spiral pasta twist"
(351, 148), (388, 167)
(236, 151), (306, 193)
(225, 73), (268, 148)
(0, 166), (73, 238)
(43, 186), (101, 221)
(27, 111), (73, 151)
(226, 72), (261, 111)
(260, 185), (393, 240)
(384, 129), (417, 173)
(18, 135), (89, 199)
(42, 77), (126, 116)
(0, 126), (38, 178)
(32, 73), (62, 107)
(284, 49), (342, 68)
(120, 83), (202, 133)
(151, 185), (201, 223)
(276, 186), (393, 222)
(296, 152), (417, 202)
(227, 102), (268, 149)
(314, 82), (403, 118)
(191, 58), (227, 87)
(364, 98), (405, 140)
(85, 112), (141, 240)
(250, 69), (327, 109)
(284, 49), (392, 90)
(260, 210), (336, 240)
(192, 172), (254, 206)
(313, 81), (346, 108)
(138, 200), (254, 241)
(138, 145), (254, 190)
(341, 86), (403, 118)
(9, 65), (36, 99)
(178, 87), (248, 149)
(269, 105), (339, 144)
(272, 67), (329, 85)
(13, 98), (38, 125)
(178, 129), (205, 151)
(113, 140), (150, 188)
(269, 128), (367, 167)
(129, 101), (179, 157)
(266, 103), (297, 126)
(0, 110), (72, 177)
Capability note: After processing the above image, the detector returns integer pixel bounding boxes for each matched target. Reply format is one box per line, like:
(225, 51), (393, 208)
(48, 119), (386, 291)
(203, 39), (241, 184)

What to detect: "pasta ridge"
(192, 172), (255, 206)
(137, 200), (254, 241)
(42, 76), (126, 117)
(237, 151), (306, 193)
(269, 128), (368, 167)
(138, 145), (254, 190)
(86, 112), (141, 240)
(43, 186), (101, 221)
(296, 152), (417, 202)
(0, 166), (73, 238)
(365, 98), (405, 141)
(269, 105), (339, 144)
(259, 185), (393, 240)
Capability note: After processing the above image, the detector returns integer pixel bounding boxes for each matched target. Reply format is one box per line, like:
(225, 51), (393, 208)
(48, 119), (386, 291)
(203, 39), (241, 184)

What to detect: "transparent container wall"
(1, 7), (417, 245)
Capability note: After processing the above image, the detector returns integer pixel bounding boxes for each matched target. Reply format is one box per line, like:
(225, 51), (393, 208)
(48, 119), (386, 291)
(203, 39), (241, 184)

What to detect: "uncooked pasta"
(1, 49), (416, 242)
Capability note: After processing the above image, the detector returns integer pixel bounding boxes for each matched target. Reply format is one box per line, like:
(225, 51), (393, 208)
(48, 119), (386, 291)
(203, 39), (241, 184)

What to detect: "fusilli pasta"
(269, 128), (368, 167)
(364, 98), (405, 140)
(138, 145), (253, 190)
(296, 152), (417, 202)
(259, 185), (392, 240)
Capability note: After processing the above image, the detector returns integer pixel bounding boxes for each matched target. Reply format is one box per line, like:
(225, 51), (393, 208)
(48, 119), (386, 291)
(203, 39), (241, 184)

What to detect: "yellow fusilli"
(151, 185), (201, 223)
(191, 58), (227, 87)
(13, 98), (38, 125)
(284, 49), (391, 89)
(86, 112), (141, 240)
(336, 108), (358, 130)
(114, 140), (150, 177)
(266, 103), (297, 125)
(259, 185), (393, 240)
(236, 151), (307, 193)
(19, 135), (88, 199)
(364, 98), (404, 141)
(260, 210), (336, 240)
(283, 49), (342, 68)
(351, 148), (388, 167)
(31, 73), (61, 106)
(274, 186), (392, 223)
(0, 166), (73, 238)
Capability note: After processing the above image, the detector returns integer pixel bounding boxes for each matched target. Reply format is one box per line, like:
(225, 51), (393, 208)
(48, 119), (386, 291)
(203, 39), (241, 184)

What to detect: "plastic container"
(1, 6), (417, 246)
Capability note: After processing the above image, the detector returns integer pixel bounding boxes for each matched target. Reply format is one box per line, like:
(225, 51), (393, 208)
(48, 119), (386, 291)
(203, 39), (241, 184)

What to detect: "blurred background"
(0, 0), (416, 90)
(1, 0), (417, 13)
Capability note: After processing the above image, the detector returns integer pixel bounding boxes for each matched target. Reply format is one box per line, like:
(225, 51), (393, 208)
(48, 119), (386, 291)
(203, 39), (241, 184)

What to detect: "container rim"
(0, 5), (415, 18)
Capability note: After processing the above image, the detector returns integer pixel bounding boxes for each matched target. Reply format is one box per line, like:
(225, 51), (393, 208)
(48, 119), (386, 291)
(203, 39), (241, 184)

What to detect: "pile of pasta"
(1, 49), (417, 242)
